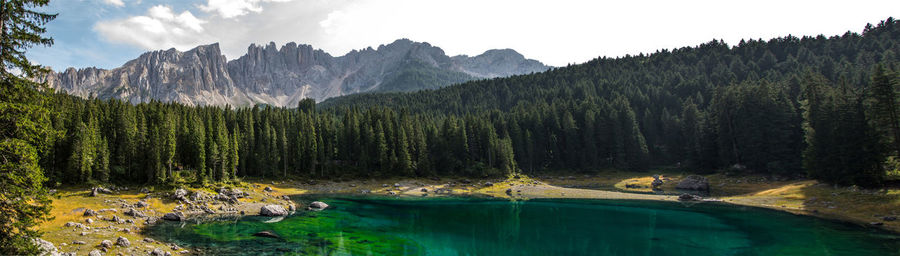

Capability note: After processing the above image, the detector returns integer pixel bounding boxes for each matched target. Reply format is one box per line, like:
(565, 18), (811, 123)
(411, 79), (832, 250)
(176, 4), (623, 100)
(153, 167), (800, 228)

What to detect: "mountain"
(42, 39), (550, 106)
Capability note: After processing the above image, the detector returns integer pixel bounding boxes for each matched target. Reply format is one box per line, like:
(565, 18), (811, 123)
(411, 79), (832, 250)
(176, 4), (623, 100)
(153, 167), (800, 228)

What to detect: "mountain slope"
(43, 39), (550, 106)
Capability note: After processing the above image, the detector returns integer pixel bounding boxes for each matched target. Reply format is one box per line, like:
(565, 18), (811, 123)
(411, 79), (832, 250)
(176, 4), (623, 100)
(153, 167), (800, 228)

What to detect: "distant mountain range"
(42, 39), (550, 106)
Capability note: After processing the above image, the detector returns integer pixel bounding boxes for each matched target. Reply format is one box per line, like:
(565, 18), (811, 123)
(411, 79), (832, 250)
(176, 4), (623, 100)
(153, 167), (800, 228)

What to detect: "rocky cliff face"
(44, 39), (550, 106)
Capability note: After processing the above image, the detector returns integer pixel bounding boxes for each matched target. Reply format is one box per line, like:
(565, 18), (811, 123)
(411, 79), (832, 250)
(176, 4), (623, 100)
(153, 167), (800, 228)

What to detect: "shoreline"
(37, 173), (900, 255)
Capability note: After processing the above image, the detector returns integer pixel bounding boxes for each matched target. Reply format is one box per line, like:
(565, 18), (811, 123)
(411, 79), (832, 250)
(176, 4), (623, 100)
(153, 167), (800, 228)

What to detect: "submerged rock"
(253, 230), (280, 238)
(675, 175), (709, 191)
(309, 201), (329, 210)
(259, 205), (288, 216)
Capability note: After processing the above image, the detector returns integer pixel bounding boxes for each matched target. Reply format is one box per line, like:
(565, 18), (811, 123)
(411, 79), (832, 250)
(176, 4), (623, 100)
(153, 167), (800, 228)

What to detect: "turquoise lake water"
(145, 196), (900, 255)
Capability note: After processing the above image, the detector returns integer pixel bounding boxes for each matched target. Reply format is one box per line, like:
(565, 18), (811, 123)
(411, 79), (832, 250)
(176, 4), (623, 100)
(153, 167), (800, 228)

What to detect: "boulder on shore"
(675, 175), (709, 191)
(161, 212), (184, 221)
(678, 193), (702, 201)
(259, 205), (288, 216)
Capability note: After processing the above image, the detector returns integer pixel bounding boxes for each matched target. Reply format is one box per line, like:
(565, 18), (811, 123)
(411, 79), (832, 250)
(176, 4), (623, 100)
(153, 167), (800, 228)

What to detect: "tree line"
(43, 97), (518, 185)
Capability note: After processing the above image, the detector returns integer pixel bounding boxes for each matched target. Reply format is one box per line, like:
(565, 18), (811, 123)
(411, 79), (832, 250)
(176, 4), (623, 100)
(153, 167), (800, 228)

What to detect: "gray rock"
(151, 248), (167, 256)
(264, 186), (273, 192)
(99, 240), (112, 248)
(65, 222), (86, 229)
(83, 209), (97, 216)
(231, 189), (246, 198)
(32, 238), (57, 256)
(173, 189), (188, 199)
(115, 236), (130, 247)
(72, 240), (86, 245)
(288, 204), (296, 212)
(883, 216), (897, 221)
(420, 188), (428, 192)
(124, 208), (145, 217)
(308, 201), (329, 210)
(484, 182), (493, 186)
(259, 205), (288, 216)
(88, 249), (102, 256)
(143, 238), (156, 243)
(189, 191), (206, 201)
(161, 212), (184, 221)
(678, 194), (702, 201)
(393, 183), (401, 188)
(135, 201), (149, 208)
(85, 218), (93, 224)
(676, 175), (710, 191)
(140, 187), (150, 193)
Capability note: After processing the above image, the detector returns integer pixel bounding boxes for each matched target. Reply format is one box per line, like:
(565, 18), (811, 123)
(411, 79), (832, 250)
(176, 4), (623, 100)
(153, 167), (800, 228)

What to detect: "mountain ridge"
(42, 39), (550, 106)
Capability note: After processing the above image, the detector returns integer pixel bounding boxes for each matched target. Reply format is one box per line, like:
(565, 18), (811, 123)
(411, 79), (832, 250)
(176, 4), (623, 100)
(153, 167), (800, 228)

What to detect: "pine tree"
(869, 64), (900, 155)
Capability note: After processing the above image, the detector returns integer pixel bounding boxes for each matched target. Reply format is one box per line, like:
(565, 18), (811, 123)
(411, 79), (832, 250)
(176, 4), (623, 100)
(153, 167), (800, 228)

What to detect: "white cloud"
(199, 0), (293, 19)
(90, 0), (900, 66)
(94, 5), (208, 51)
(102, 0), (124, 7)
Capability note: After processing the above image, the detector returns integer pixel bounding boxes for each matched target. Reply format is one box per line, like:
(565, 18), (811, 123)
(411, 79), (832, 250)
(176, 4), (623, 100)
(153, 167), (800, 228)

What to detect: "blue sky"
(29, 0), (197, 70)
(27, 0), (900, 71)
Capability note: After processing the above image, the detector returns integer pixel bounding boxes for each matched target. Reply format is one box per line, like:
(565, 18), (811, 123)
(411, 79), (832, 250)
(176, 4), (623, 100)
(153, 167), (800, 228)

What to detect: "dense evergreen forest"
(41, 18), (900, 188)
(44, 96), (517, 185)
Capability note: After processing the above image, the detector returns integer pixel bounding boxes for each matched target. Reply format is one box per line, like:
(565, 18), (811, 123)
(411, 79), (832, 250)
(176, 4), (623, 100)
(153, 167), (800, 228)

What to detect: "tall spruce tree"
(0, 0), (57, 253)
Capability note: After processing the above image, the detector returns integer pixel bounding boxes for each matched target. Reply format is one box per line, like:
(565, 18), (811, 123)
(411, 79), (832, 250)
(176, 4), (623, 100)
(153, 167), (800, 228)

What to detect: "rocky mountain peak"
(45, 39), (551, 106)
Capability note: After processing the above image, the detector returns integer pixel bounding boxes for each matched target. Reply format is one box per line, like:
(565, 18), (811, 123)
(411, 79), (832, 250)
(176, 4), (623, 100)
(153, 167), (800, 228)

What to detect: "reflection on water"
(145, 197), (900, 255)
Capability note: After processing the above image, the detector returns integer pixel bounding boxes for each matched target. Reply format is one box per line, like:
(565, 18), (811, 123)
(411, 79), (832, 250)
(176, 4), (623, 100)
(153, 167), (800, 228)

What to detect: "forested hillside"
(319, 18), (900, 185)
(43, 18), (900, 187)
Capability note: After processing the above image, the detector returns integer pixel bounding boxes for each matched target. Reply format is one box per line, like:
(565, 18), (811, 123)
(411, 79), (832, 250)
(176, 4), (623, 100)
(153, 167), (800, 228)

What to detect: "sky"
(27, 0), (900, 70)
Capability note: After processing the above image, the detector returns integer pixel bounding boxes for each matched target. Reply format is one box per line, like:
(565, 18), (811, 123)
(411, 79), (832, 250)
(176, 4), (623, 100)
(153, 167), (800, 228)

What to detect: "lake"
(145, 196), (900, 255)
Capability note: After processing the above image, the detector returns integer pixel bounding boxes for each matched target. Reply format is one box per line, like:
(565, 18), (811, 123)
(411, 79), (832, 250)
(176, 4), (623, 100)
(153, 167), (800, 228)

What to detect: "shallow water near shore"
(144, 196), (900, 255)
